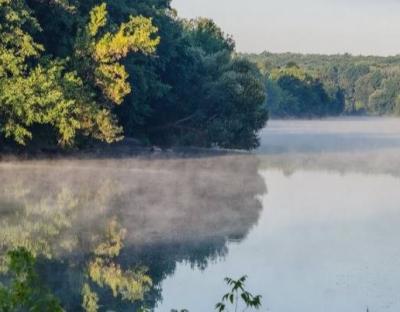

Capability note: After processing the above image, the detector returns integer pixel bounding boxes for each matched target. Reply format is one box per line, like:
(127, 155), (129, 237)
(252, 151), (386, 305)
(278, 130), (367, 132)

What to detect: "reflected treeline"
(258, 149), (400, 177)
(0, 154), (266, 311)
(258, 119), (400, 177)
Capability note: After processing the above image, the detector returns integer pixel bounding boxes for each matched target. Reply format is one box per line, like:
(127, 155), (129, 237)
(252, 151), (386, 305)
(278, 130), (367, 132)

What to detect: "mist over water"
(1, 117), (400, 311)
(158, 117), (400, 312)
(0, 154), (265, 310)
(258, 117), (400, 176)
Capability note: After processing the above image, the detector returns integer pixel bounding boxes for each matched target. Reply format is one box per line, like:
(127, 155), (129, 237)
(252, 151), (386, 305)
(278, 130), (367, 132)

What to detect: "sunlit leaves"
(0, 0), (43, 89)
(0, 1), (159, 146)
(0, 60), (123, 145)
(76, 3), (160, 105)
(94, 218), (127, 257)
(87, 218), (152, 304)
(81, 283), (99, 312)
(88, 258), (152, 302)
(95, 63), (131, 105)
(93, 16), (159, 62)
(88, 3), (107, 37)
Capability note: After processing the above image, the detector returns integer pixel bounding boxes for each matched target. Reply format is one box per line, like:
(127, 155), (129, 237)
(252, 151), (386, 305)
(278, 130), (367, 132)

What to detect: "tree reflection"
(0, 154), (266, 310)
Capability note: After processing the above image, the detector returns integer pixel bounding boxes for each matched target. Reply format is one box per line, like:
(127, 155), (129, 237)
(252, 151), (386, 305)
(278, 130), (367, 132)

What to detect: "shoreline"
(0, 141), (251, 162)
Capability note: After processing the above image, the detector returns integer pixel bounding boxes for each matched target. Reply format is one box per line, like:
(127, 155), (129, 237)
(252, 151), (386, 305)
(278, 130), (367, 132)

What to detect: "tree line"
(245, 51), (400, 117)
(0, 0), (268, 151)
(263, 63), (344, 117)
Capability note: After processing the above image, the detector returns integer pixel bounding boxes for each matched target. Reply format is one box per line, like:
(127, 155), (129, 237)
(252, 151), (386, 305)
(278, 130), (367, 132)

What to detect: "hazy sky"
(172, 0), (400, 56)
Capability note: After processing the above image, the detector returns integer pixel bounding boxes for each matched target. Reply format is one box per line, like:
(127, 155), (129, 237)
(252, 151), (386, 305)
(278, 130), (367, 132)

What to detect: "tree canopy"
(245, 51), (400, 116)
(0, 0), (268, 151)
(263, 64), (344, 117)
(0, 0), (159, 147)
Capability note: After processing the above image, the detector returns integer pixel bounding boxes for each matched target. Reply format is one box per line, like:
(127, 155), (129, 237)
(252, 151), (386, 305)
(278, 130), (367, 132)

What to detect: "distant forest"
(244, 52), (400, 118)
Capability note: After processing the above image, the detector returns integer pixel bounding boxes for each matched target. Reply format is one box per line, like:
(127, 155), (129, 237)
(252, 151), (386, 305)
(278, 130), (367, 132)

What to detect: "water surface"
(1, 117), (400, 311)
(158, 117), (400, 312)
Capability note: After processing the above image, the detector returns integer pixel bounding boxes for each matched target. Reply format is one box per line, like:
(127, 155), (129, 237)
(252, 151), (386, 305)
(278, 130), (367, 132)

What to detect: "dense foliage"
(0, 0), (268, 151)
(245, 52), (400, 116)
(265, 64), (344, 117)
(0, 0), (158, 147)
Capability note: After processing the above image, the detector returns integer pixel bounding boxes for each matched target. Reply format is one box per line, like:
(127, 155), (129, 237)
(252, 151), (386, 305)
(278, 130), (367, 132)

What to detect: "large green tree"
(118, 15), (267, 149)
(0, 0), (268, 151)
(0, 0), (158, 147)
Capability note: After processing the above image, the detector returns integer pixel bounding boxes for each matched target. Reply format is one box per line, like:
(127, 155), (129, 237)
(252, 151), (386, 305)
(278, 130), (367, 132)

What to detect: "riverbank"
(0, 138), (252, 162)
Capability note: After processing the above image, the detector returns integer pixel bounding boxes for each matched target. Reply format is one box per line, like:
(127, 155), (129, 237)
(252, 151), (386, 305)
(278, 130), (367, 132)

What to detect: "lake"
(1, 117), (400, 311)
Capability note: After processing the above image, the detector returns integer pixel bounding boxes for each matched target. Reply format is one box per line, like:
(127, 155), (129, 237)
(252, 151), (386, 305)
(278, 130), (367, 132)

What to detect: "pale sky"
(172, 0), (400, 56)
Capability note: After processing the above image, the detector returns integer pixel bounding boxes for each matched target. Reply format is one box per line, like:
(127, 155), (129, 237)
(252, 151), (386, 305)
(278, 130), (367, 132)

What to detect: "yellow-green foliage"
(0, 0), (43, 74)
(82, 283), (99, 312)
(93, 15), (159, 61)
(94, 217), (127, 258)
(0, 178), (153, 308)
(88, 258), (152, 301)
(1, 60), (122, 145)
(270, 66), (310, 81)
(88, 218), (152, 302)
(0, 186), (78, 263)
(77, 3), (159, 104)
(0, 1), (159, 146)
(88, 3), (107, 37)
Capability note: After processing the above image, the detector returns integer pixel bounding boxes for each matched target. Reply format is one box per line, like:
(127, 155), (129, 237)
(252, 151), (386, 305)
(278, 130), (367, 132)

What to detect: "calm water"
(1, 117), (400, 311)
(158, 118), (400, 312)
